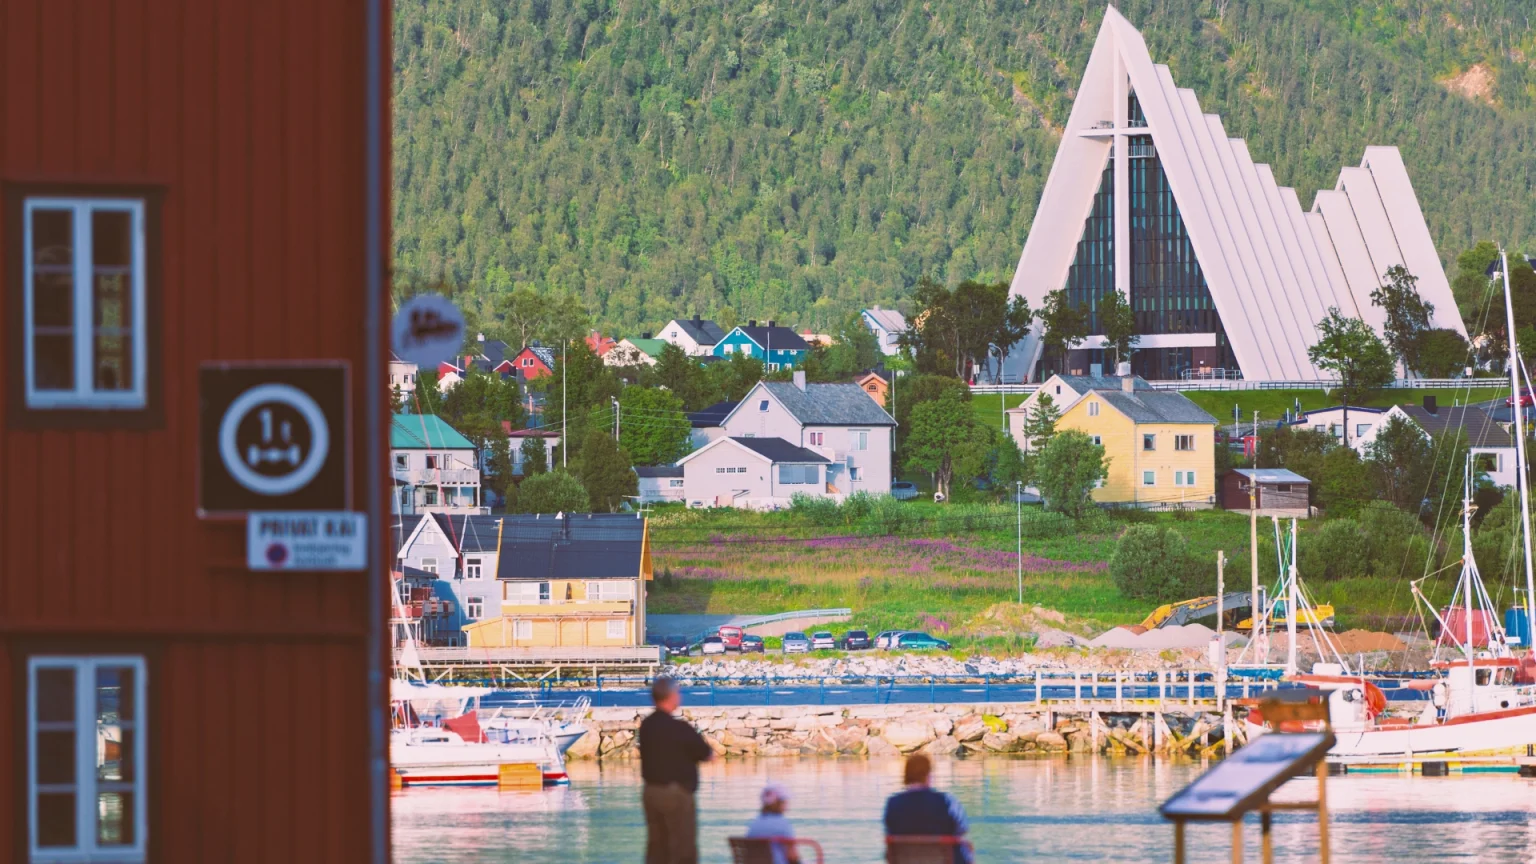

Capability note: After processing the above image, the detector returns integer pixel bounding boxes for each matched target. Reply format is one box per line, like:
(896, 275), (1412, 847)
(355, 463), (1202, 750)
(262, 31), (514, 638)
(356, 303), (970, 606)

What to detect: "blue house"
(713, 320), (811, 370)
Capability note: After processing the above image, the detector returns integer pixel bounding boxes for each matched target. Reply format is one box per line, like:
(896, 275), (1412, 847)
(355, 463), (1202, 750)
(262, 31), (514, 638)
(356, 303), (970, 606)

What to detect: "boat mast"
(1501, 249), (1536, 645)
(1286, 518), (1299, 676)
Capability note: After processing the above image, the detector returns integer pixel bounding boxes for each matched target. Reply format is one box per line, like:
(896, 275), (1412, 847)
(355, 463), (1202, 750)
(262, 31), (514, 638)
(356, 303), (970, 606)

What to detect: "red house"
(0, 2), (390, 861)
(512, 344), (557, 380)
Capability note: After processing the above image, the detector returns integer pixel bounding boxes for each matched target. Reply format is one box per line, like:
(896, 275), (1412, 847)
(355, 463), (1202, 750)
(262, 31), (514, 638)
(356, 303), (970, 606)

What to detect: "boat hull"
(390, 739), (568, 786)
(1246, 704), (1536, 761)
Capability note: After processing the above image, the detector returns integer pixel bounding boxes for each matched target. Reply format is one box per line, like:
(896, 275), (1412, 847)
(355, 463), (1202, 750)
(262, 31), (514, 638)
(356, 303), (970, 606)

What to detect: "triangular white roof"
(1009, 6), (1465, 382)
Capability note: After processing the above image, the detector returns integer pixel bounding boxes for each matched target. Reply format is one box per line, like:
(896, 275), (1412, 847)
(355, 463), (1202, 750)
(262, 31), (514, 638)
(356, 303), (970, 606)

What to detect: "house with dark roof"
(1054, 376), (1219, 508)
(861, 306), (908, 356)
(1007, 370), (1154, 451)
(501, 421), (562, 476)
(712, 320), (811, 370)
(511, 343), (557, 380)
(659, 316), (728, 356)
(635, 465), (686, 503)
(687, 399), (738, 450)
(676, 436), (834, 509)
(1364, 397), (1516, 487)
(391, 414), (485, 515)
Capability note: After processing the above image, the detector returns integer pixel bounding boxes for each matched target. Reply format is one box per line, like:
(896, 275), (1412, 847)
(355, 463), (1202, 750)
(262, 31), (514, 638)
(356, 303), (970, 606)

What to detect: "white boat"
(390, 680), (569, 786)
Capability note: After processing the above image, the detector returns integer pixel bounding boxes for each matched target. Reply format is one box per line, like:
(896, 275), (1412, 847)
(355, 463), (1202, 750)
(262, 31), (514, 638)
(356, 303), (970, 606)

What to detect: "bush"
(1358, 502), (1423, 579)
(1299, 518), (1368, 581)
(517, 470), (590, 514)
(870, 494), (910, 534)
(1111, 525), (1197, 602)
(1036, 430), (1107, 519)
(790, 493), (843, 526)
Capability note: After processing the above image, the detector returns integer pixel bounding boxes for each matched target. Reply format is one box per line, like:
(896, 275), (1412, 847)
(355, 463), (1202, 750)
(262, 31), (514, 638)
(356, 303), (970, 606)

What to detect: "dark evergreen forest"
(393, 0), (1536, 333)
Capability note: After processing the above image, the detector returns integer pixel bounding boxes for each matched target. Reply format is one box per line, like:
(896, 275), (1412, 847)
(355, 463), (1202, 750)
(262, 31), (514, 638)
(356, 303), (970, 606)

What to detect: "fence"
(973, 378), (1496, 394)
(676, 608), (854, 646)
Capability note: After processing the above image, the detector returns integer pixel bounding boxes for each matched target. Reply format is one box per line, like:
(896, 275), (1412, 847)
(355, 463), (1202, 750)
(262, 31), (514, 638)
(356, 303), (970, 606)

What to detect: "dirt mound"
(1441, 63), (1495, 105)
(1089, 623), (1242, 650)
(1332, 629), (1407, 653)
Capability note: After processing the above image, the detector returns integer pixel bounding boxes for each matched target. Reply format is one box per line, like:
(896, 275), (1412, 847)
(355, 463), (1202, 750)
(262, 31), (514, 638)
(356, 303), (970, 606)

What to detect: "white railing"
(969, 384), (1038, 395)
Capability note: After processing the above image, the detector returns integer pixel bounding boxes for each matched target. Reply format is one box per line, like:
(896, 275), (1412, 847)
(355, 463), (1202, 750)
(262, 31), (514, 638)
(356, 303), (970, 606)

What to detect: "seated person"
(744, 783), (802, 864)
(883, 755), (973, 864)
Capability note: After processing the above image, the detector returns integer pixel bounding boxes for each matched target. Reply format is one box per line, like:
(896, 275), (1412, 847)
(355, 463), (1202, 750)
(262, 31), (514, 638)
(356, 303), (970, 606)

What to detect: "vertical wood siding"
(0, 0), (388, 860)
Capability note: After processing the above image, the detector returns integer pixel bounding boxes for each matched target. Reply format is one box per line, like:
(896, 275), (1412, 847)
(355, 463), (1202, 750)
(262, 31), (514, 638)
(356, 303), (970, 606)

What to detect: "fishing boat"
(390, 680), (570, 786)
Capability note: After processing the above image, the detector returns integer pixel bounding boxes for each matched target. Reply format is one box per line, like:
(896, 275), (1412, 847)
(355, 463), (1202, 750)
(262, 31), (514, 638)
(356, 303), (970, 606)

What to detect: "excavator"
(1140, 591), (1336, 632)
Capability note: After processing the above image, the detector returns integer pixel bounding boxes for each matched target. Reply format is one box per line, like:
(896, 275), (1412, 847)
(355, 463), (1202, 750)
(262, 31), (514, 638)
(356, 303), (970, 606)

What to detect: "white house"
(391, 414), (485, 514)
(503, 424), (561, 476)
(1006, 371), (1151, 451)
(658, 317), (727, 356)
(677, 437), (832, 509)
(635, 466), (686, 504)
(389, 352), (419, 397)
(710, 372), (897, 499)
(1355, 399), (1517, 487)
(393, 513), (510, 645)
(686, 400), (737, 450)
(1289, 405), (1388, 450)
(1004, 7), (1465, 382)
(861, 306), (908, 357)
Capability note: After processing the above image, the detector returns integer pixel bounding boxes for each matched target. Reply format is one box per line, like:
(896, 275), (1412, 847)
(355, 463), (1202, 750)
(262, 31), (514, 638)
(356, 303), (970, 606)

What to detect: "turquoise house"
(713, 321), (811, 370)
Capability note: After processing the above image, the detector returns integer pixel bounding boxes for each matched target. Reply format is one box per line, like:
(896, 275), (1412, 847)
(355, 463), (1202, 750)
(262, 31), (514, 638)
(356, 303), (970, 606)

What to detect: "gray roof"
(688, 400), (738, 428)
(493, 513), (648, 580)
(1095, 390), (1218, 425)
(735, 325), (810, 351)
(528, 345), (556, 368)
(1397, 405), (1513, 448)
(634, 465), (684, 478)
(669, 318), (726, 346)
(761, 381), (897, 426)
(728, 437), (831, 463)
(1231, 468), (1310, 485)
(1057, 374), (1154, 394)
(863, 307), (907, 333)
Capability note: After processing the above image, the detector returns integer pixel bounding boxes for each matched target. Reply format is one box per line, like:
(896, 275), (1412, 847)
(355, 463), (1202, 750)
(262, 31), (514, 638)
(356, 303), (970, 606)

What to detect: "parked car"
(701, 635), (726, 655)
(893, 632), (951, 651)
(740, 634), (765, 653)
(662, 634), (691, 657)
(890, 481), (918, 501)
(1509, 390), (1536, 408)
(717, 625), (744, 651)
(810, 631), (837, 651)
(841, 630), (872, 650)
(782, 632), (811, 654)
(875, 630), (907, 649)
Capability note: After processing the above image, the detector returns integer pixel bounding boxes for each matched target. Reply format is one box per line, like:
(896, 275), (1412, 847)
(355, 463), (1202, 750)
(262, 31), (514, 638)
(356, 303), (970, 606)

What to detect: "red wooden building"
(0, 2), (390, 861)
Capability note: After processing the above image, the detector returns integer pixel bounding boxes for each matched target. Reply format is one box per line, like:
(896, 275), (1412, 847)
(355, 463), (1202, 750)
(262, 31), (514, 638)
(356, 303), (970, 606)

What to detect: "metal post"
(1316, 761), (1331, 864)
(1501, 251), (1536, 644)
(561, 341), (567, 467)
(1016, 480), (1024, 604)
(1231, 820), (1244, 864)
(1260, 811), (1273, 864)
(1174, 822), (1186, 864)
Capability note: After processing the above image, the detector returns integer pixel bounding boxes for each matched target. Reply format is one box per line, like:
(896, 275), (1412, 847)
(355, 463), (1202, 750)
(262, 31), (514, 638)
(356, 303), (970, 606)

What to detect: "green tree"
(903, 389), (991, 500)
(1299, 518), (1368, 581)
(991, 295), (1034, 379)
(1307, 308), (1395, 448)
(1111, 525), (1197, 602)
(620, 387), (692, 466)
(495, 286), (591, 350)
(808, 312), (882, 381)
(704, 352), (766, 403)
(411, 370), (440, 411)
(1370, 265), (1435, 373)
(518, 470), (590, 514)
(1098, 289), (1139, 369)
(439, 367), (523, 431)
(1315, 446), (1372, 519)
(1018, 393), (1060, 453)
(652, 343), (716, 410)
(575, 429), (638, 512)
(892, 374), (970, 461)
(1414, 329), (1471, 378)
(1364, 416), (1431, 511)
(482, 436), (516, 508)
(990, 435), (1030, 497)
(519, 435), (549, 476)
(1035, 430), (1107, 519)
(390, 383), (405, 414)
(1038, 288), (1088, 376)
(544, 343), (623, 464)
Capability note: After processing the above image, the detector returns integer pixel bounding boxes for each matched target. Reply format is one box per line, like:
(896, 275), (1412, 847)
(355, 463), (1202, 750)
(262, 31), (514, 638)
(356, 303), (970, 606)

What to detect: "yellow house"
(1056, 378), (1218, 507)
(462, 513), (653, 649)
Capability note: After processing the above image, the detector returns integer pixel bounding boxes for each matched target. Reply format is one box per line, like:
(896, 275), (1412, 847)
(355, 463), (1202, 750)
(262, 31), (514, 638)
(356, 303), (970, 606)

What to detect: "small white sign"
(391, 294), (465, 369)
(248, 511), (367, 571)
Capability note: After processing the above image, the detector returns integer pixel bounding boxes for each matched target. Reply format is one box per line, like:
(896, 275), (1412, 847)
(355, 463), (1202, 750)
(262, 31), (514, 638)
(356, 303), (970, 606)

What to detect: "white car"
(875, 630), (907, 650)
(700, 635), (726, 655)
(810, 631), (837, 651)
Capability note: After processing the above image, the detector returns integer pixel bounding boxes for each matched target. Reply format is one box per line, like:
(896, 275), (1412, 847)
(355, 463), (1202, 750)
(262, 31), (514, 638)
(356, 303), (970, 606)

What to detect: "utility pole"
(1250, 468), (1263, 663)
(611, 396), (620, 442)
(1500, 249), (1536, 642)
(1286, 519), (1299, 676)
(1217, 550), (1227, 709)
(1016, 480), (1024, 605)
(561, 339), (567, 468)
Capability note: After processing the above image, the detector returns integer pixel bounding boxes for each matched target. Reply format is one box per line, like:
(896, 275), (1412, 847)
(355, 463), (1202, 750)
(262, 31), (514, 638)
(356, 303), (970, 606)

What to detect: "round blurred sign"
(392, 294), (465, 369)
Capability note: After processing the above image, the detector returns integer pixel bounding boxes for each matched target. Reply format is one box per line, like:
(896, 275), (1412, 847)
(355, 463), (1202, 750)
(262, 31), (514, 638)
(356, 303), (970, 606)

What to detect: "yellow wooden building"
(461, 513), (652, 649)
(1055, 378), (1218, 508)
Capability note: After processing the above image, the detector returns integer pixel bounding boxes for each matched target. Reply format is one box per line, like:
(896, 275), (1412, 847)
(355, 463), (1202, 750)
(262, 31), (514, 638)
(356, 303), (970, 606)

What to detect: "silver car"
(782, 632), (811, 654)
(700, 635), (726, 655)
(810, 631), (836, 651)
(875, 630), (907, 650)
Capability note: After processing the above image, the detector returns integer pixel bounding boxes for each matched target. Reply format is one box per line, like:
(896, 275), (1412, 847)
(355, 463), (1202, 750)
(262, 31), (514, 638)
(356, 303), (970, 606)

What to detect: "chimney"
(793, 370), (807, 391)
(1116, 361), (1132, 377)
(1122, 376), (1135, 393)
(767, 319), (775, 328)
(1424, 395), (1437, 414)
(749, 319), (758, 328)
(693, 314), (702, 325)
(477, 332), (485, 342)
(642, 331), (652, 340)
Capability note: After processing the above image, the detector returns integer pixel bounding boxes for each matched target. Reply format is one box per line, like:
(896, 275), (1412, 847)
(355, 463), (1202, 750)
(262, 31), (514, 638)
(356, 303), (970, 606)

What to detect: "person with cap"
(882, 754), (973, 864)
(638, 676), (714, 864)
(744, 783), (802, 864)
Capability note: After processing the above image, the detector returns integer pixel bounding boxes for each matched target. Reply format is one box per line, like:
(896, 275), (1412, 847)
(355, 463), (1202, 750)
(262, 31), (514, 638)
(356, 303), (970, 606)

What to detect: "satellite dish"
(933, 492), (946, 503)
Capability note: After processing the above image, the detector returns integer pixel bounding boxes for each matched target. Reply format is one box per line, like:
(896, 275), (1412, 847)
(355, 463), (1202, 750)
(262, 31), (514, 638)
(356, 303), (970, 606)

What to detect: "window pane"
(92, 210), (132, 267)
(97, 664), (135, 722)
(37, 792), (78, 848)
(93, 333), (132, 391)
(36, 668), (76, 722)
(97, 791), (136, 846)
(98, 728), (135, 783)
(33, 334), (76, 391)
(36, 730), (77, 784)
(31, 208), (77, 392)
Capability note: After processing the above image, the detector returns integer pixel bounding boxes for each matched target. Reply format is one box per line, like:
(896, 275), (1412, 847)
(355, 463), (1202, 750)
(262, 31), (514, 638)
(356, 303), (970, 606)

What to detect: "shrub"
(1111, 525), (1197, 602)
(790, 493), (842, 526)
(1036, 430), (1107, 519)
(870, 494), (910, 534)
(1358, 502), (1423, 579)
(517, 470), (590, 514)
(1299, 518), (1368, 581)
(841, 491), (877, 522)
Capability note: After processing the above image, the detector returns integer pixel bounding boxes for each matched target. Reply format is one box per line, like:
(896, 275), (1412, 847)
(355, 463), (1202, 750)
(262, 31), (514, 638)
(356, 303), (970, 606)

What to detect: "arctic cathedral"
(1008, 6), (1467, 383)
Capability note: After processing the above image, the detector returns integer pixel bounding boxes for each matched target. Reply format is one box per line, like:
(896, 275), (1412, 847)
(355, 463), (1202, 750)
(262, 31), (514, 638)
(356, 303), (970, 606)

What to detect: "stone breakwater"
(564, 702), (1232, 761)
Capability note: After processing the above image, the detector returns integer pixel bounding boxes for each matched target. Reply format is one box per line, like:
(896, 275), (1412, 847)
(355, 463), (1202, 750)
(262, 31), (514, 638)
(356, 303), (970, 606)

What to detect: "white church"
(1005, 6), (1466, 383)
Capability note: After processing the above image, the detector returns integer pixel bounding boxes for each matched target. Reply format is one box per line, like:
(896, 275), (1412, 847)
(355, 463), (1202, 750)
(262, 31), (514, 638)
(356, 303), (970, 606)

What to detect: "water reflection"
(392, 757), (1536, 863)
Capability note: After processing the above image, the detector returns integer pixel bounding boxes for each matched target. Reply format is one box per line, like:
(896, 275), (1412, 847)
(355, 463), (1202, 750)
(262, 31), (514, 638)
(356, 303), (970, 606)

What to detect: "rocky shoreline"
(566, 702), (1230, 761)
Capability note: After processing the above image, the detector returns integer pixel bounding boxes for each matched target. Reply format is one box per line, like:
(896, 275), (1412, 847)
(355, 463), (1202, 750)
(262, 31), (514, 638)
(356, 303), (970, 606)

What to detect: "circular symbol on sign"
(265, 542), (290, 567)
(218, 383), (331, 497)
(392, 294), (466, 369)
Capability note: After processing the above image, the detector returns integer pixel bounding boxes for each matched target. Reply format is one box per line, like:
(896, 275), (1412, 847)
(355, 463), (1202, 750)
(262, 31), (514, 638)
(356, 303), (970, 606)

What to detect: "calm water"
(392, 757), (1536, 862)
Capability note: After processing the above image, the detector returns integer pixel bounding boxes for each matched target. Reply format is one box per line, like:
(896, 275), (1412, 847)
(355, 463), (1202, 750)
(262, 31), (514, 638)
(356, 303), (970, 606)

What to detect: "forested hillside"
(393, 0), (1536, 334)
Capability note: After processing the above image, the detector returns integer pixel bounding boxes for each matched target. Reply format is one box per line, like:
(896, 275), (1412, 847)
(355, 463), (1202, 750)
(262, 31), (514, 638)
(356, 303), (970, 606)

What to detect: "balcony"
(499, 600), (634, 616)
(394, 467), (479, 486)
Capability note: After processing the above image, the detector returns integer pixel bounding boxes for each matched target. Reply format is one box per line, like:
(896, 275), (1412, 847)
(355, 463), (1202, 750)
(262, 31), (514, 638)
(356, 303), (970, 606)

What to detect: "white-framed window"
(506, 581), (551, 605)
(607, 619), (628, 640)
(465, 557), (483, 580)
(1174, 471), (1196, 487)
(22, 198), (150, 410)
(1175, 435), (1194, 451)
(1090, 435), (1103, 447)
(1054, 385), (1061, 395)
(850, 466), (862, 481)
(420, 558), (438, 575)
(1142, 470), (1156, 486)
(716, 466), (747, 474)
(465, 596), (484, 619)
(809, 431), (824, 446)
(425, 454), (440, 469)
(768, 363), (779, 371)
(423, 487), (438, 506)
(850, 430), (869, 451)
(522, 357), (534, 367)
(759, 400), (769, 412)
(1087, 401), (1099, 417)
(669, 478), (684, 488)
(723, 344), (734, 354)
(396, 579), (413, 605)
(28, 655), (148, 861)
(513, 620), (533, 640)
(1312, 424), (1325, 433)
(1142, 434), (1156, 451)
(1357, 423), (1370, 437)
(586, 581), (635, 602)
(394, 454), (409, 469)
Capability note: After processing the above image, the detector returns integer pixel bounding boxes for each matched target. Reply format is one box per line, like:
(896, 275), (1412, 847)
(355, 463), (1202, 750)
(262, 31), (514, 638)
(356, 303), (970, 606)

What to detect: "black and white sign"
(247, 511), (367, 571)
(200, 364), (350, 515)
(392, 294), (465, 369)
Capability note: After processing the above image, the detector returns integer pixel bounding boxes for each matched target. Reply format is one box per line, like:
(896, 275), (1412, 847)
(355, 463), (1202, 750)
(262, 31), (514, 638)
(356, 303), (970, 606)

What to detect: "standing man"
(883, 754), (974, 863)
(639, 676), (714, 864)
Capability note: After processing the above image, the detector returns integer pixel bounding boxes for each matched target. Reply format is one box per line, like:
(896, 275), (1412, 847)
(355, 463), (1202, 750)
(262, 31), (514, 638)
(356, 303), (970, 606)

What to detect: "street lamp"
(1015, 480), (1024, 605)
